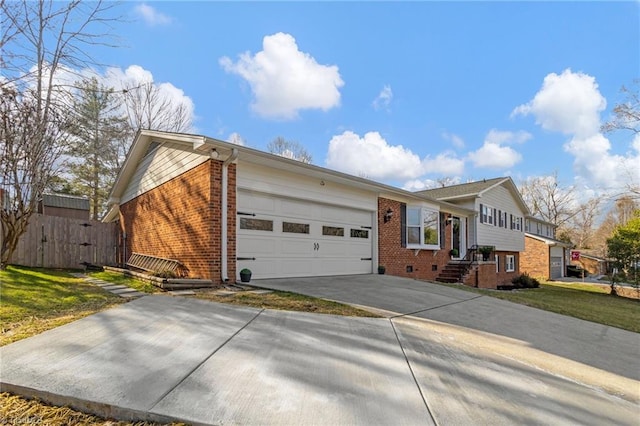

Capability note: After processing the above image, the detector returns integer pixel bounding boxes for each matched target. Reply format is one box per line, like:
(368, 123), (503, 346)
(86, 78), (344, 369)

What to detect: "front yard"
(0, 266), (126, 347)
(436, 280), (640, 333)
(1, 266), (638, 425)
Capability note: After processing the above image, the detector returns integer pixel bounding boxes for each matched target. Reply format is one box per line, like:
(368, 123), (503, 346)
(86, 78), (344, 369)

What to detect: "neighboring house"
(521, 216), (571, 280)
(574, 253), (611, 276)
(104, 130), (524, 288)
(38, 193), (90, 220)
(416, 177), (529, 287)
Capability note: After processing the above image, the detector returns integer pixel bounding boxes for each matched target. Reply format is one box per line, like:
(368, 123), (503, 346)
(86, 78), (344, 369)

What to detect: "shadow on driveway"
(255, 274), (640, 382)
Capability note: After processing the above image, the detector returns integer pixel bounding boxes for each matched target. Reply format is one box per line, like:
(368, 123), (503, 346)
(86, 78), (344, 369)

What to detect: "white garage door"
(237, 190), (373, 279)
(550, 256), (562, 279)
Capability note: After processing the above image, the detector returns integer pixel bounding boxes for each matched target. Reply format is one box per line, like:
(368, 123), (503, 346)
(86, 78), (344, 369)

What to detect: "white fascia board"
(525, 233), (572, 247)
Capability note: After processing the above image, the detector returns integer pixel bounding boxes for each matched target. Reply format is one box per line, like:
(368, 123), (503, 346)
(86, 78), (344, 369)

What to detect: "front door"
(451, 216), (465, 259)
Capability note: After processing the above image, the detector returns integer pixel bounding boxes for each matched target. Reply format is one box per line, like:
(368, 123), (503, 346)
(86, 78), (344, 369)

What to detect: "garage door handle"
(313, 243), (319, 251)
(237, 257), (256, 261)
(361, 257), (372, 261)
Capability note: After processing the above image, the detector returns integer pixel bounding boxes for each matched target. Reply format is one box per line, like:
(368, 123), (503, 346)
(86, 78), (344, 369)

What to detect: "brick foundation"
(377, 198), (453, 281)
(463, 263), (497, 289)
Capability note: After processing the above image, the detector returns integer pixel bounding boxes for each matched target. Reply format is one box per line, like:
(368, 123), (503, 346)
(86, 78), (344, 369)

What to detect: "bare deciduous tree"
(519, 172), (577, 228)
(602, 80), (640, 197)
(602, 80), (640, 135)
(592, 196), (640, 256)
(267, 137), (313, 164)
(0, 0), (119, 269)
(566, 198), (601, 249)
(1, 86), (69, 268)
(121, 81), (193, 133)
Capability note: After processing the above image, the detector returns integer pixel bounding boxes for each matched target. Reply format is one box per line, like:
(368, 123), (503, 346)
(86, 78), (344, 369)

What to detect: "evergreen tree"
(67, 77), (129, 220)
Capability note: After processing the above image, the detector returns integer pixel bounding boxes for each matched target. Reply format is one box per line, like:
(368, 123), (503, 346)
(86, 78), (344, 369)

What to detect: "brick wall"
(463, 263), (498, 289)
(495, 251), (520, 285)
(119, 159), (236, 283)
(520, 236), (549, 279)
(378, 198), (453, 281)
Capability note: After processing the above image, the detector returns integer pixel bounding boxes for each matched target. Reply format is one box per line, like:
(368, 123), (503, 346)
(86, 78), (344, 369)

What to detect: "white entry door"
(237, 190), (373, 279)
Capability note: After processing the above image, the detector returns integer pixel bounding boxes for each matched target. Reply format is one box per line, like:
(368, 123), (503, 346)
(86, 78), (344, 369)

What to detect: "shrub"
(511, 273), (540, 289)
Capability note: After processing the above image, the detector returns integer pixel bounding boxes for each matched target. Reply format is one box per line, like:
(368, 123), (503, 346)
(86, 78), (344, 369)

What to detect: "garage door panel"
(316, 240), (349, 257)
(238, 259), (278, 277)
(280, 259), (316, 275)
(238, 192), (276, 213)
(348, 244), (372, 257)
(237, 236), (277, 255)
(280, 239), (313, 255)
(281, 199), (314, 219)
(238, 190), (373, 279)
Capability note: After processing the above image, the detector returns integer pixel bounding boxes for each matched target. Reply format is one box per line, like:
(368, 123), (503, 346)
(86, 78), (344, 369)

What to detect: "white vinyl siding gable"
(476, 185), (526, 252)
(121, 142), (208, 204)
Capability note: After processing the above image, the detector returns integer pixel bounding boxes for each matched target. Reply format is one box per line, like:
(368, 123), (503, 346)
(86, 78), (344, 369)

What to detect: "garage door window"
(350, 229), (369, 238)
(283, 222), (310, 234)
(323, 226), (344, 236)
(240, 218), (273, 231)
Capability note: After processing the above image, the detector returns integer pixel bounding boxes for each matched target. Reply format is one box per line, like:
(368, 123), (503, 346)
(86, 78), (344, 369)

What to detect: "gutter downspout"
(221, 148), (239, 282)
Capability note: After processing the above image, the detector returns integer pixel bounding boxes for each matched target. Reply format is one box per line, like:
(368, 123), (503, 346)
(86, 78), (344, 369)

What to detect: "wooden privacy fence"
(11, 213), (118, 269)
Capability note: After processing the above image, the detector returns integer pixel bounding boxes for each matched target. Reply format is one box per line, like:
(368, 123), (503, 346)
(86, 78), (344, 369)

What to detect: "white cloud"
(372, 85), (393, 111)
(512, 69), (606, 138)
(134, 3), (172, 26)
(514, 69), (639, 192)
(467, 129), (530, 169)
(220, 32), (344, 120)
(325, 131), (465, 181)
(442, 132), (465, 149)
(227, 132), (246, 146)
(422, 152), (465, 175)
(326, 131), (423, 180)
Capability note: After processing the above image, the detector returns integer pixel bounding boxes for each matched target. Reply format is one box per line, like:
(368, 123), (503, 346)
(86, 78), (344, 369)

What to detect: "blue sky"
(93, 1), (638, 195)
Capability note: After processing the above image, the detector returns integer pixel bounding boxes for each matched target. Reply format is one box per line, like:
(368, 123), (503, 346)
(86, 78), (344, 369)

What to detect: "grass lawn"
(0, 265), (125, 347)
(436, 280), (640, 333)
(0, 392), (186, 426)
(193, 289), (380, 317)
(88, 270), (161, 294)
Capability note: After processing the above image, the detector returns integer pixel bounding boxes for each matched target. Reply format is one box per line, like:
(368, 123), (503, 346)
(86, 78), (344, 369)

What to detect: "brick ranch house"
(104, 130), (528, 289)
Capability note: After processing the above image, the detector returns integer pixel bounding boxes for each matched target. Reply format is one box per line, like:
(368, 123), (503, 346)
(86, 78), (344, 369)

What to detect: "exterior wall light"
(384, 208), (393, 223)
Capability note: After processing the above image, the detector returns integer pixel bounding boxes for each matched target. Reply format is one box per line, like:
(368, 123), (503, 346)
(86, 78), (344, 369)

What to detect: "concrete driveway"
(256, 275), (640, 382)
(1, 276), (639, 425)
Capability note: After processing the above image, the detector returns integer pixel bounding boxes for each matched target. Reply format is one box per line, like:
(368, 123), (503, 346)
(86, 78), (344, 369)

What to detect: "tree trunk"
(1, 210), (30, 269)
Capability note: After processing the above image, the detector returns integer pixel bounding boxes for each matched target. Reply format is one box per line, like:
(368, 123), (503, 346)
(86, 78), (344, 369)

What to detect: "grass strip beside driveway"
(0, 266), (125, 346)
(193, 289), (380, 317)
